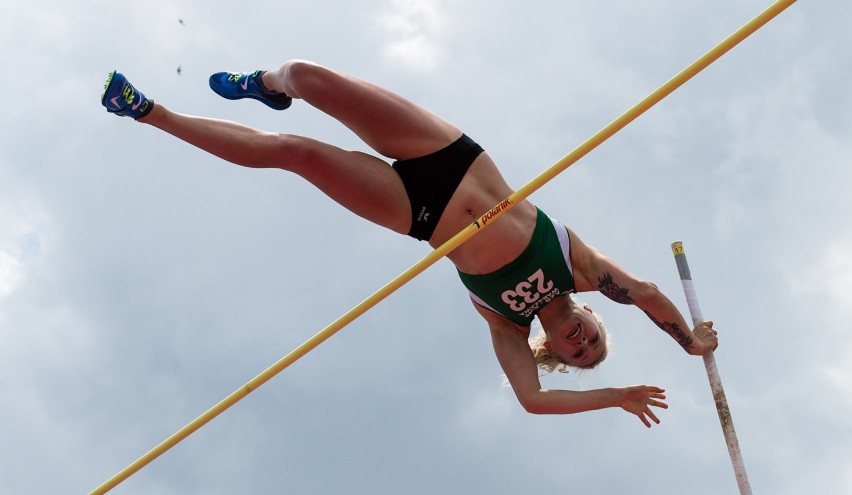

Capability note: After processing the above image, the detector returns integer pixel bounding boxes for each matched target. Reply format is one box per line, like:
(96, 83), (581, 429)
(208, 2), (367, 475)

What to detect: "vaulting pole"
(90, 1), (795, 492)
(672, 241), (751, 494)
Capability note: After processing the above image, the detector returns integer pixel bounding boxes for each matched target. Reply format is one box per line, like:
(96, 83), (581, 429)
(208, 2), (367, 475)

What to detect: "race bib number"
(501, 269), (554, 312)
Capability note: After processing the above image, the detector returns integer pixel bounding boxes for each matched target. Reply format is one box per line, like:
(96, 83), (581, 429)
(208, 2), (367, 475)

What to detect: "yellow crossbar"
(90, 1), (796, 492)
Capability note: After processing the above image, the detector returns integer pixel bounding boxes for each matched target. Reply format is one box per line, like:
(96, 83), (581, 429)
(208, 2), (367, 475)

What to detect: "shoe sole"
(101, 70), (117, 104)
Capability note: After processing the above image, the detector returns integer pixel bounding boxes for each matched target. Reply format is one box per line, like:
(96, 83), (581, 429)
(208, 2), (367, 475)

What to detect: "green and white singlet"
(457, 208), (575, 326)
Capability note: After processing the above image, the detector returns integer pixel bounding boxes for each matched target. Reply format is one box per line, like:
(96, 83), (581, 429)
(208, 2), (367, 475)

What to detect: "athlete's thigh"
(283, 134), (412, 234)
(283, 61), (461, 160)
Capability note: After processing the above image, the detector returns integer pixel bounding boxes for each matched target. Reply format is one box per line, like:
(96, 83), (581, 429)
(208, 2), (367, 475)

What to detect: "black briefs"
(392, 134), (484, 241)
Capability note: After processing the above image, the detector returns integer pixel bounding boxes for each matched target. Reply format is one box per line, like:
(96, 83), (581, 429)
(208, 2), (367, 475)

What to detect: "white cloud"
(814, 242), (852, 299)
(800, 236), (852, 408)
(824, 361), (852, 407)
(797, 238), (852, 310)
(0, 196), (48, 304)
(0, 251), (22, 299)
(374, 0), (447, 73)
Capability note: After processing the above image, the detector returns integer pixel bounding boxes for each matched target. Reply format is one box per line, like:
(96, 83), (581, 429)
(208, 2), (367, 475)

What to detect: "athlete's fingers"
(646, 408), (661, 425)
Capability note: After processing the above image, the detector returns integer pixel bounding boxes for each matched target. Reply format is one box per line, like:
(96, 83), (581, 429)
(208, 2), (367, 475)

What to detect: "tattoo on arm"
(597, 272), (693, 351)
(597, 272), (634, 305)
(644, 311), (694, 351)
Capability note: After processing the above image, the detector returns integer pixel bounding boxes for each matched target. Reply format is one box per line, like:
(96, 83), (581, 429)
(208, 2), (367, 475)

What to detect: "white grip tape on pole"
(679, 279), (704, 325)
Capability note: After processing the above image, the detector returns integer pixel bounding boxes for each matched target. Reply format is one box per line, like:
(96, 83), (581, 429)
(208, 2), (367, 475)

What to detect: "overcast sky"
(2, 0), (850, 493)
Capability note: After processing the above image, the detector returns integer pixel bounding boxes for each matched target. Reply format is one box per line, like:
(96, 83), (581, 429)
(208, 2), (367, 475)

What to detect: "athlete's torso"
(432, 152), (539, 275)
(456, 207), (576, 326)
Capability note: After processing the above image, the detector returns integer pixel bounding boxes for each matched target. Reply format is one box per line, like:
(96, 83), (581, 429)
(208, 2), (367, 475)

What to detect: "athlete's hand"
(618, 386), (668, 428)
(688, 320), (718, 356)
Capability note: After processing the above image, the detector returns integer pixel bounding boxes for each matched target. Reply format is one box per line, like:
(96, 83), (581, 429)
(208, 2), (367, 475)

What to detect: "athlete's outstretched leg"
(237, 60), (463, 160)
(102, 71), (411, 234)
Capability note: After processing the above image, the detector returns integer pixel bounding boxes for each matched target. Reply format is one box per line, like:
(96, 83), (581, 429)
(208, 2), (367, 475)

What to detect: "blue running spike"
(101, 71), (153, 119)
(209, 70), (292, 110)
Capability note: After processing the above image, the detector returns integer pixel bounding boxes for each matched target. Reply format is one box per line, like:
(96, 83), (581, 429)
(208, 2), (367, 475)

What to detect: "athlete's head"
(530, 294), (609, 373)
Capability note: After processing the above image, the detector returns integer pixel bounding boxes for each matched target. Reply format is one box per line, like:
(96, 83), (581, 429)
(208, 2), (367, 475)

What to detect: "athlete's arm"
(566, 228), (718, 356)
(473, 301), (668, 426)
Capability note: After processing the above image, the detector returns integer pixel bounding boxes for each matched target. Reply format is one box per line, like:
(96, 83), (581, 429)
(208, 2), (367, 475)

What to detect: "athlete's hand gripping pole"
(671, 241), (751, 495)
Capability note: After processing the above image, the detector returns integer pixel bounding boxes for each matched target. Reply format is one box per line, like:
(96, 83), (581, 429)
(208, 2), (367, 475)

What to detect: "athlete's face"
(544, 304), (606, 368)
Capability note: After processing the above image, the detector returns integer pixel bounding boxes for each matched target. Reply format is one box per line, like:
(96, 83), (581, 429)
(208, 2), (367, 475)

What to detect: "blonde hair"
(528, 297), (610, 375)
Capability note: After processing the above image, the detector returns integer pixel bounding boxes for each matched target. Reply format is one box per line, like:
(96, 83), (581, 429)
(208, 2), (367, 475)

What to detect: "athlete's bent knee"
(281, 60), (330, 98)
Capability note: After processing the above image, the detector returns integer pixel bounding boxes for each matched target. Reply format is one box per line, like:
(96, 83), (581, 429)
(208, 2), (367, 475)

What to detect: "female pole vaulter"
(101, 60), (717, 427)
